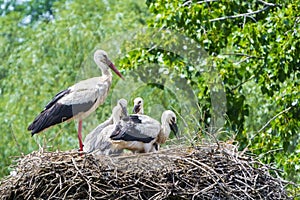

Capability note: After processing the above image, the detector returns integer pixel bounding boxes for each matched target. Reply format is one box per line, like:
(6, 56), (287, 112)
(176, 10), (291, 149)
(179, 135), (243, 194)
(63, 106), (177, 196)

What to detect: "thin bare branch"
(209, 6), (270, 22)
(257, 0), (277, 7)
(182, 0), (219, 7)
(257, 106), (292, 134)
(230, 75), (255, 92)
(222, 53), (264, 60)
(197, 0), (218, 4)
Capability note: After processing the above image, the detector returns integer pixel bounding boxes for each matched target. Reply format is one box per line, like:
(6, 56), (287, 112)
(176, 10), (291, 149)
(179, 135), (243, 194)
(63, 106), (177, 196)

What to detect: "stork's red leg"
(78, 120), (83, 151)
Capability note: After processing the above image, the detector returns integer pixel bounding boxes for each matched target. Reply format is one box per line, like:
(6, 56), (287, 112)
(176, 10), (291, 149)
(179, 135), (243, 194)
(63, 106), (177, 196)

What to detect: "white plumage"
(132, 97), (144, 114)
(110, 110), (178, 153)
(85, 99), (128, 155)
(83, 117), (113, 153)
(155, 110), (178, 149)
(28, 50), (123, 151)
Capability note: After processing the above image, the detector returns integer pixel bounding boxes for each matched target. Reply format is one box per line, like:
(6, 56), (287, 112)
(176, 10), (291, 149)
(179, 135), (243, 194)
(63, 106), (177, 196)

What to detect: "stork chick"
(132, 97), (144, 114)
(92, 99), (128, 155)
(110, 110), (178, 153)
(83, 98), (127, 153)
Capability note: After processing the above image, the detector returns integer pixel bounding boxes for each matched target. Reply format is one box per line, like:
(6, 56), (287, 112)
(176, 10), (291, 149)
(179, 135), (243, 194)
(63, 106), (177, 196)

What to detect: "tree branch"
(197, 0), (219, 3)
(222, 53), (264, 60)
(257, 106), (292, 134)
(246, 106), (293, 148)
(230, 75), (255, 92)
(183, 0), (219, 7)
(257, 0), (277, 7)
(258, 148), (283, 158)
(209, 6), (270, 22)
(220, 53), (264, 92)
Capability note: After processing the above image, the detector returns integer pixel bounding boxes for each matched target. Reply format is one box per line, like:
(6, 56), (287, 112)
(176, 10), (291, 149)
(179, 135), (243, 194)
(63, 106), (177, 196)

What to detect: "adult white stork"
(132, 97), (144, 114)
(27, 50), (124, 151)
(110, 110), (178, 153)
(83, 98), (127, 154)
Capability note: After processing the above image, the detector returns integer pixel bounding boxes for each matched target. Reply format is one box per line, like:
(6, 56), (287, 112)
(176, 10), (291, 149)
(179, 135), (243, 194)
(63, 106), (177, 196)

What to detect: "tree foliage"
(142, 0), (300, 184)
(0, 0), (148, 177)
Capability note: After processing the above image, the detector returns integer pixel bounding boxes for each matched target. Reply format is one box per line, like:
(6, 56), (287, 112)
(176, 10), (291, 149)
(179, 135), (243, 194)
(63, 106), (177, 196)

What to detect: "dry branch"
(0, 143), (294, 199)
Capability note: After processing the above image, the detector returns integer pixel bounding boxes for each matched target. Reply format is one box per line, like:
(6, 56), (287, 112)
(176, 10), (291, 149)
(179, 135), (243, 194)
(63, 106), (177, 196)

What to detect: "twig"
(197, 0), (218, 3)
(230, 75), (255, 92)
(256, 106), (292, 134)
(258, 148), (283, 158)
(0, 145), (294, 199)
(10, 125), (23, 155)
(72, 158), (92, 200)
(257, 0), (277, 7)
(209, 6), (272, 22)
(221, 53), (264, 60)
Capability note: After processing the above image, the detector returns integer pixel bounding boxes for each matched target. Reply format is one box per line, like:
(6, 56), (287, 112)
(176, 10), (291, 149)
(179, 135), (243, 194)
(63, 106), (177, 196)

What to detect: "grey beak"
(119, 102), (128, 117)
(132, 104), (141, 114)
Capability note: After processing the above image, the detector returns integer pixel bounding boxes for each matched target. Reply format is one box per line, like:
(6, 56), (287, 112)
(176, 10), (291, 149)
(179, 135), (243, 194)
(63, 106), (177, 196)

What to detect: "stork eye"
(102, 54), (108, 61)
(138, 101), (141, 104)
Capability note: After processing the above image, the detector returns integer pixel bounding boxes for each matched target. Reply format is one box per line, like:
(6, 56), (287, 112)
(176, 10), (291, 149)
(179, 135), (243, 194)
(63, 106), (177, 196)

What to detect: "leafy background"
(0, 0), (299, 195)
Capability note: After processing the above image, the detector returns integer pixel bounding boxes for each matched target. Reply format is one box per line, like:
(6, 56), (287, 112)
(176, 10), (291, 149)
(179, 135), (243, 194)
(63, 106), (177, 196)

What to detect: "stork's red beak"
(109, 62), (124, 80)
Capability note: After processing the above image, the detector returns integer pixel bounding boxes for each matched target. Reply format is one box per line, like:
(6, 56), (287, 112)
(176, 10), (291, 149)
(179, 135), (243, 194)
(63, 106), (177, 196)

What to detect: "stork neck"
(161, 121), (171, 138)
(112, 106), (122, 124)
(96, 61), (112, 77)
(139, 107), (144, 115)
(102, 68), (112, 77)
(112, 115), (120, 124)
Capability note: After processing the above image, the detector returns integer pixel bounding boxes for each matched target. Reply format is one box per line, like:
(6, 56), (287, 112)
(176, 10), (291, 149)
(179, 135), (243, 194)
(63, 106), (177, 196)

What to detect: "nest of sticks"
(0, 142), (294, 199)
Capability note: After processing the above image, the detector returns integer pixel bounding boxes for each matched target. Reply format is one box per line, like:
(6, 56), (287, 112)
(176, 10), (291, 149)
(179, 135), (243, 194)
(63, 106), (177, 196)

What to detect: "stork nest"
(0, 143), (294, 199)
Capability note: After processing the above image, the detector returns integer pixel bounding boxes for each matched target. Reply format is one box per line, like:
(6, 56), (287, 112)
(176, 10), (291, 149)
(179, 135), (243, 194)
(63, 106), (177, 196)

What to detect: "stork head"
(94, 49), (109, 64)
(132, 97), (144, 114)
(161, 110), (178, 138)
(118, 98), (128, 117)
(111, 98), (128, 123)
(94, 50), (124, 80)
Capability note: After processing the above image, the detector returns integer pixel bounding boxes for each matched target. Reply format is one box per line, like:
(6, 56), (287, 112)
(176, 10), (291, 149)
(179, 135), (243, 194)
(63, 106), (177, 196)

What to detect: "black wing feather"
(45, 89), (71, 110)
(28, 100), (96, 135)
(110, 123), (154, 143)
(122, 115), (142, 123)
